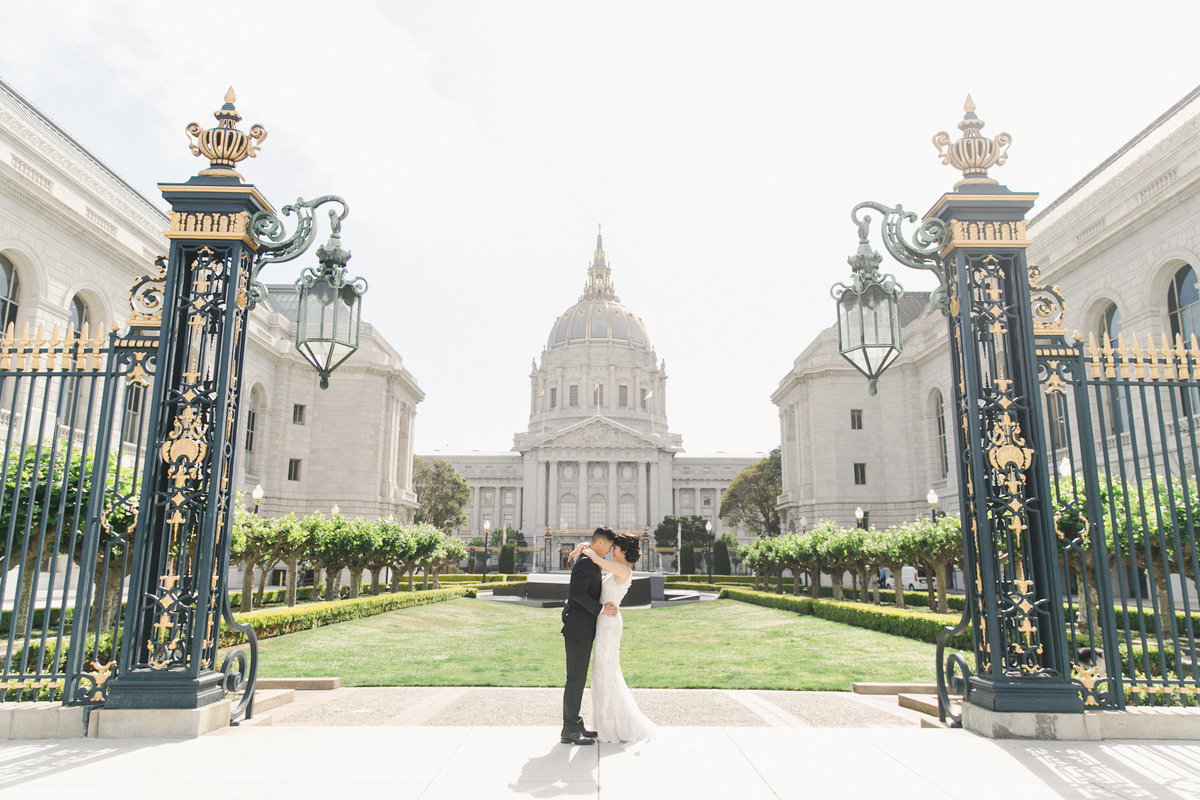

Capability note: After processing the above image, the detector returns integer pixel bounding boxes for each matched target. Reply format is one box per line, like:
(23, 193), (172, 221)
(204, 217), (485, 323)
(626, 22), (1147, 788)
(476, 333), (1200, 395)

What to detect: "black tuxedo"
(561, 555), (602, 733)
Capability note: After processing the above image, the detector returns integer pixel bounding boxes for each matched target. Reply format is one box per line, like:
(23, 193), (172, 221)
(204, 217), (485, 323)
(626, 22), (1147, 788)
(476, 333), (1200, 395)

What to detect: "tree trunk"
(286, 555), (299, 607)
(389, 569), (401, 593)
(831, 569), (844, 601)
(256, 560), (275, 606)
(240, 560), (255, 612)
(793, 570), (801, 596)
(810, 568), (820, 599)
(370, 568), (382, 595)
(324, 569), (338, 602)
(423, 569), (431, 591)
(432, 567), (441, 589)
(407, 568), (416, 591)
(934, 560), (951, 614)
(858, 568), (870, 602)
(775, 570), (784, 594)
(348, 569), (361, 599)
(312, 566), (324, 596)
(925, 560), (936, 610)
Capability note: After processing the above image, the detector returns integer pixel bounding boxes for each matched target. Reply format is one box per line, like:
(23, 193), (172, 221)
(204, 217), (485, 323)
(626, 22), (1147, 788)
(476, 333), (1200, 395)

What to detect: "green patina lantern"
(832, 216), (904, 395)
(295, 225), (367, 389)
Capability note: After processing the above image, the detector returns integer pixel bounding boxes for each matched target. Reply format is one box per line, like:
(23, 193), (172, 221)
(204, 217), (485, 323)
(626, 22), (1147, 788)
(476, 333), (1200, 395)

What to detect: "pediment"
(524, 416), (662, 451)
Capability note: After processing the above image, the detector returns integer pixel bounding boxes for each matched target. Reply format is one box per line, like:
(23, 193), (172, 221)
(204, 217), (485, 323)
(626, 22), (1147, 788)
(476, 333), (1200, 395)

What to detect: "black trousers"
(562, 636), (593, 732)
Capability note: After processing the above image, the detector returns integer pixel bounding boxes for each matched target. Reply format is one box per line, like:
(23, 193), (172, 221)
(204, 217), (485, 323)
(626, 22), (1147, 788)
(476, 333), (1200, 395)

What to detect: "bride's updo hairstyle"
(613, 533), (640, 564)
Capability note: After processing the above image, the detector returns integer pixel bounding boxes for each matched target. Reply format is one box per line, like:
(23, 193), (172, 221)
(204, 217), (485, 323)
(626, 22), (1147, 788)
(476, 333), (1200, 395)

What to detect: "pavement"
(3, 689), (1200, 799)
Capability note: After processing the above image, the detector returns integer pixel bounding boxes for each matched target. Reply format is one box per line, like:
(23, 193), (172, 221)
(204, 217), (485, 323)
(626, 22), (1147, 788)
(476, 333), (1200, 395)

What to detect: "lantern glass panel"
(297, 276), (362, 377)
(837, 282), (901, 381)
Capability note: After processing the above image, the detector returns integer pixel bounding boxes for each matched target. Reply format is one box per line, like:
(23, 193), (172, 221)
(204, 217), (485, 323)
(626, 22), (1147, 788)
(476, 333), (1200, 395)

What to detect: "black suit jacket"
(561, 556), (603, 641)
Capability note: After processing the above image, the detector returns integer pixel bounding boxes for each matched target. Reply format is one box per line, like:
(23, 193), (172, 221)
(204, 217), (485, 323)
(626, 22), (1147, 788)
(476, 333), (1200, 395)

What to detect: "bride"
(569, 533), (657, 744)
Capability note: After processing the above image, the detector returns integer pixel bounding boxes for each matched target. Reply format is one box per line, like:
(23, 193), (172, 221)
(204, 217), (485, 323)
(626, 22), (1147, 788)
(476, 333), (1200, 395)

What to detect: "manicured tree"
(740, 539), (763, 589)
(431, 536), (467, 588)
(813, 521), (852, 600)
(498, 543), (516, 574)
(408, 523), (445, 590)
(231, 501), (272, 612)
(867, 524), (914, 609)
(909, 515), (962, 613)
(713, 537), (731, 576)
(680, 544), (696, 576)
(340, 517), (381, 599)
(297, 512), (329, 597)
(382, 521), (418, 592)
(802, 524), (826, 598)
(311, 513), (355, 601)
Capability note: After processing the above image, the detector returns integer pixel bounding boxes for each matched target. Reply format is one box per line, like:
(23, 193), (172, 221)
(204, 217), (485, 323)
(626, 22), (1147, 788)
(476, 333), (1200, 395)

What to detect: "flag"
(537, 390), (544, 398)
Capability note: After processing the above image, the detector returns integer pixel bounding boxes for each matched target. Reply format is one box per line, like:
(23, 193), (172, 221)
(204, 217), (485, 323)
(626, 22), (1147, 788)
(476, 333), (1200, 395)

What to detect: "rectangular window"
(503, 488), (514, 506)
(569, 385), (579, 407)
(122, 385), (145, 446)
(483, 490), (494, 505)
(550, 387), (557, 409)
(640, 388), (647, 409)
(293, 404), (306, 425)
(244, 406), (255, 452)
(619, 385), (628, 407)
(853, 462), (867, 485)
(287, 458), (302, 481)
(850, 409), (863, 430)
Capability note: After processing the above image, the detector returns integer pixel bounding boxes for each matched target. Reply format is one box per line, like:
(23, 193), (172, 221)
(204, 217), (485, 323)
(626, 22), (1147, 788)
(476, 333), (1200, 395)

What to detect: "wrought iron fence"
(1039, 305), (1200, 709)
(0, 310), (157, 706)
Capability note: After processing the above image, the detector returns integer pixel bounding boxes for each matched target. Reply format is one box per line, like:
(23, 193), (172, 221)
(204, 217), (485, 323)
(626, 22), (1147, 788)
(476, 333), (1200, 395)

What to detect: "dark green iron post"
(107, 91), (270, 712)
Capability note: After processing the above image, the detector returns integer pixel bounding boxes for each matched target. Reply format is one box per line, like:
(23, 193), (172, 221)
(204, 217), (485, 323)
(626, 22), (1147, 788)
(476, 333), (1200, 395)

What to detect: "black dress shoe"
(560, 731), (596, 745)
(582, 729), (598, 738)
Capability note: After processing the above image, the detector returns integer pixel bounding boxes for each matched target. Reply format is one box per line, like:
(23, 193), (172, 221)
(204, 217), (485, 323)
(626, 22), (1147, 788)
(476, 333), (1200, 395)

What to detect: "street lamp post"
(705, 520), (713, 581)
(252, 483), (264, 515)
(927, 488), (947, 522)
(481, 520), (491, 580)
(800, 515), (808, 534)
(855, 507), (865, 530)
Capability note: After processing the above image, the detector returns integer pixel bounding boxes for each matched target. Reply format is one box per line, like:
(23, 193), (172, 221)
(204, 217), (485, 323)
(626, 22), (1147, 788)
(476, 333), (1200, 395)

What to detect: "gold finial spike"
(933, 96), (1012, 188)
(224, 86), (236, 105)
(185, 89), (267, 180)
(964, 94), (975, 113)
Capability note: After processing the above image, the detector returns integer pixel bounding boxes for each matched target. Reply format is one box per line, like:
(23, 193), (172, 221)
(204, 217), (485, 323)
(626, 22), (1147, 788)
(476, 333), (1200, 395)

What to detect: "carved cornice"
(940, 220), (1031, 256)
(0, 106), (166, 241)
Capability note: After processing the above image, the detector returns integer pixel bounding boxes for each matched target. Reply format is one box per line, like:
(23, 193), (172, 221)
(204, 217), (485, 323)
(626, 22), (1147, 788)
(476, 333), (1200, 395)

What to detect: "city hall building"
(428, 233), (760, 567)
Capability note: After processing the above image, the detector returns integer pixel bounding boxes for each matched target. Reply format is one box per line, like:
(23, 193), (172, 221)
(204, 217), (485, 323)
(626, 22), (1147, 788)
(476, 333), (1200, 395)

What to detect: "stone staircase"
(852, 682), (952, 728)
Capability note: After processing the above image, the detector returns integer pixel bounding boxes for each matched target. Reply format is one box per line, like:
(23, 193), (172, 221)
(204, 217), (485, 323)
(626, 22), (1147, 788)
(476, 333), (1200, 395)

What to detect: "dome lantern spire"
(584, 224), (617, 300)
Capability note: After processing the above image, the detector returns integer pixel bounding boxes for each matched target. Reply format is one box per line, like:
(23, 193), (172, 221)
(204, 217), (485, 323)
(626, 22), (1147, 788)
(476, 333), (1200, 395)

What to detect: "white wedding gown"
(591, 572), (657, 743)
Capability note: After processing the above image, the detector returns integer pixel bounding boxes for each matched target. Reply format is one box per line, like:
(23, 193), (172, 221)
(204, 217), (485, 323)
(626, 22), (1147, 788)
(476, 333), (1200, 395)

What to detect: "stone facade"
(428, 233), (759, 569)
(0, 78), (422, 523)
(774, 84), (1200, 528)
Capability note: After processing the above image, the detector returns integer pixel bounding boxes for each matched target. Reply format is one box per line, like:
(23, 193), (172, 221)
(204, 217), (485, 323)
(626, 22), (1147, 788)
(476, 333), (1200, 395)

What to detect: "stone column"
(637, 461), (648, 528)
(548, 461), (559, 530)
(607, 460), (618, 525)
(577, 460), (588, 529)
(648, 460), (660, 529)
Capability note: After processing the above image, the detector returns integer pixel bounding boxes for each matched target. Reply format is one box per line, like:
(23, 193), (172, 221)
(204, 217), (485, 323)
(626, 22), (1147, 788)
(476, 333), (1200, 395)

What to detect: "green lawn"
(238, 598), (958, 691)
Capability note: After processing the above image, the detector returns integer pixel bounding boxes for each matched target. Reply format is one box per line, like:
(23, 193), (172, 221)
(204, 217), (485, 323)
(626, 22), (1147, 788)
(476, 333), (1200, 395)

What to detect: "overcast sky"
(3, 2), (1198, 456)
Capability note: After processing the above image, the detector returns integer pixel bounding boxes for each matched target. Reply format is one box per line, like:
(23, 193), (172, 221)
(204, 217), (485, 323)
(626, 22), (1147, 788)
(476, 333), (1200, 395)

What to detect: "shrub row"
(721, 587), (972, 650)
(222, 586), (471, 646)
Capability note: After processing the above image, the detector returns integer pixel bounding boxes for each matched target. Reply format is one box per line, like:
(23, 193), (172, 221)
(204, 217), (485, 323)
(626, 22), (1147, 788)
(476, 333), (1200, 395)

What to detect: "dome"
(547, 297), (650, 350)
(545, 230), (651, 351)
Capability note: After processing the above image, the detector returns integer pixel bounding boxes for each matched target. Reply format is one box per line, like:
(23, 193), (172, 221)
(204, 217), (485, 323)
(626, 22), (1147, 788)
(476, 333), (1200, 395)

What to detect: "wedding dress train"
(591, 572), (657, 743)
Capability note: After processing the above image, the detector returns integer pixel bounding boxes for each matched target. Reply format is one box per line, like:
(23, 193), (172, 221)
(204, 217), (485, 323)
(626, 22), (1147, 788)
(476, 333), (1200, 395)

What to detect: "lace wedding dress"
(591, 572), (657, 743)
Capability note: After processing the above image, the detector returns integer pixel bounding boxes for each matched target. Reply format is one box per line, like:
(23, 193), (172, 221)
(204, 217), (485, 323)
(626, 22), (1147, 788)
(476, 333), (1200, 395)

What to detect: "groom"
(560, 525), (618, 745)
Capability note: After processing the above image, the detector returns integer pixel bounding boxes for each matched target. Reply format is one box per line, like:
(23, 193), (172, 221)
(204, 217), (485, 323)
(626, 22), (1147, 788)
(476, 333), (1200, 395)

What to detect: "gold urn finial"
(185, 87), (267, 180)
(933, 95), (1011, 189)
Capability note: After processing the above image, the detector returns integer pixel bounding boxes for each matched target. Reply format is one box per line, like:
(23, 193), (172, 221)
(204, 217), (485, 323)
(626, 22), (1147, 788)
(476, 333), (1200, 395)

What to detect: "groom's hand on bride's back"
(602, 602), (618, 617)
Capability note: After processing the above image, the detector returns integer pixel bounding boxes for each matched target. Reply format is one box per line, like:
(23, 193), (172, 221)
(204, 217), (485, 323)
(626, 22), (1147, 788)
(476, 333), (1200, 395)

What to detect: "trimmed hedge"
(221, 580), (527, 645)
(222, 587), (470, 646)
(721, 587), (972, 650)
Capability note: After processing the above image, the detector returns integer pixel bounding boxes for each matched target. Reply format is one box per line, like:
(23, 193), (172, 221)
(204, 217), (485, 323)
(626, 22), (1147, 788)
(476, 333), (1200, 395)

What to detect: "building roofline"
(0, 77), (166, 220)
(1031, 82), (1200, 225)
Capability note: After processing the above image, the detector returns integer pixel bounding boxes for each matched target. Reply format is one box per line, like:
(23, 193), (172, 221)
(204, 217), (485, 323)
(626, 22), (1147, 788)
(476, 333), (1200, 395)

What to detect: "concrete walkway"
(5, 689), (1200, 798)
(5, 724), (1200, 799)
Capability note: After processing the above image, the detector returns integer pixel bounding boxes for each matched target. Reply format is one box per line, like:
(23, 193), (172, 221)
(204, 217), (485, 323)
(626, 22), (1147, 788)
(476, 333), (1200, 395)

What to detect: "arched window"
(559, 494), (577, 529)
(0, 255), (19, 332)
(68, 294), (88, 332)
(618, 494), (636, 529)
(1169, 266), (1200, 416)
(589, 494), (606, 527)
(1100, 302), (1131, 432)
(932, 390), (949, 479)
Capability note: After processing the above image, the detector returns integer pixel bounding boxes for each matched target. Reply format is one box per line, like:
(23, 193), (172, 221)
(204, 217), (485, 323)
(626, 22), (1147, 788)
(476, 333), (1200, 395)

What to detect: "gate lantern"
(295, 225), (364, 389)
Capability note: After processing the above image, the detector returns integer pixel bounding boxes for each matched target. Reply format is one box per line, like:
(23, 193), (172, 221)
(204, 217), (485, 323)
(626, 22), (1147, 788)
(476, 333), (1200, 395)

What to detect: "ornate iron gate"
(0, 263), (159, 706)
(1037, 277), (1200, 709)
